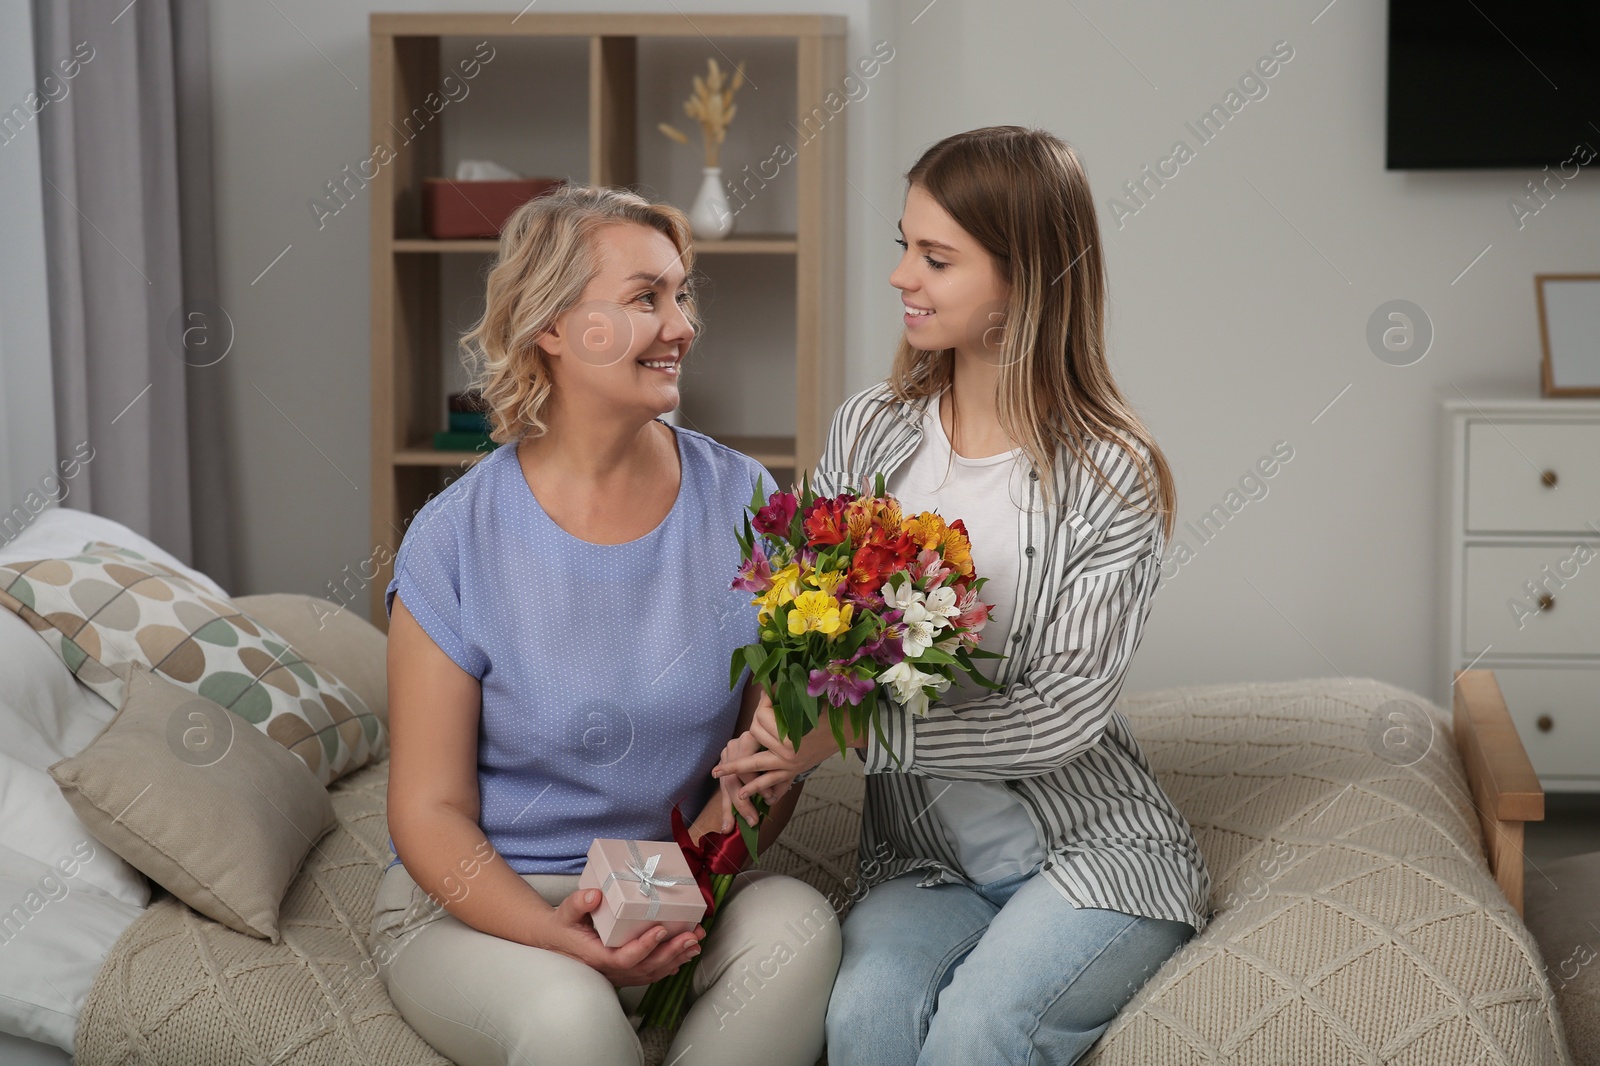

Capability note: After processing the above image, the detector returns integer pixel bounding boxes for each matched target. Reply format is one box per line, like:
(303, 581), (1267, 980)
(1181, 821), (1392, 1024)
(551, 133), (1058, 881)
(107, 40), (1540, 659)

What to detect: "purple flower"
(807, 665), (875, 708)
(731, 543), (772, 593)
(847, 622), (906, 669)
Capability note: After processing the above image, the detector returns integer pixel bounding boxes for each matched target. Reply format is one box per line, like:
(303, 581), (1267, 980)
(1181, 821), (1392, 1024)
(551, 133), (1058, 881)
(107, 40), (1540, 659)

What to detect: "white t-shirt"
(884, 392), (1046, 884)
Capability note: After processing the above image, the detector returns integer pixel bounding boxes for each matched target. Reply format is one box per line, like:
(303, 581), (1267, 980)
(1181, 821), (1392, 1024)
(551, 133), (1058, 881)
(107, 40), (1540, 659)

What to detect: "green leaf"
(744, 645), (766, 676)
(911, 646), (958, 666)
(873, 471), (886, 497)
(872, 709), (904, 769)
(757, 644), (785, 682)
(775, 676), (801, 743)
(828, 704), (848, 755)
(837, 616), (874, 657)
(735, 795), (769, 864)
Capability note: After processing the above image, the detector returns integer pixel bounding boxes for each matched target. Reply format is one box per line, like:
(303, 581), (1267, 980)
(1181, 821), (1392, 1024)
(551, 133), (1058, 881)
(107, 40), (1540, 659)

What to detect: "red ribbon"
(670, 806), (750, 916)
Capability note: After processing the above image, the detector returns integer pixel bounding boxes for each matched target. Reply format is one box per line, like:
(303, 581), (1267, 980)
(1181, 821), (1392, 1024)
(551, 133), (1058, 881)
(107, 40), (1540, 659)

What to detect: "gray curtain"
(32, 0), (234, 589)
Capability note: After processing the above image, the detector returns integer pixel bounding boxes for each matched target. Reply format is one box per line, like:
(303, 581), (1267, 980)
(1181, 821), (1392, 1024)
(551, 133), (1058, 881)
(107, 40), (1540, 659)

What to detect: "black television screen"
(1387, 0), (1600, 169)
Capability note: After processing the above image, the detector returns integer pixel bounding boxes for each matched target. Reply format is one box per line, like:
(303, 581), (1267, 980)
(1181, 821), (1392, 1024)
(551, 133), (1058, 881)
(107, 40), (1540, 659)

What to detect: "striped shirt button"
(1025, 546), (1036, 557)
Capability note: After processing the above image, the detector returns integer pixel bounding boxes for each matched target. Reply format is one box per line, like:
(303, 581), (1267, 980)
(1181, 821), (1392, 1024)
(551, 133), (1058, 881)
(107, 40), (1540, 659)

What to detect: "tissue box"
(423, 177), (564, 239)
(576, 838), (706, 948)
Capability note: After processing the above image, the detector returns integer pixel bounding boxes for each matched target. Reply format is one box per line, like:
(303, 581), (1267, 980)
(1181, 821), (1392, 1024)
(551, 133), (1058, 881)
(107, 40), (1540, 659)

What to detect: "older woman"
(369, 184), (839, 1066)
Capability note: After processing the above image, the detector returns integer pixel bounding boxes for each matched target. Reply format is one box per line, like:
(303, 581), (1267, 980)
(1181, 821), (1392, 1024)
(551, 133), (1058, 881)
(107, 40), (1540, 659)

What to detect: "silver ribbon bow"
(597, 840), (697, 920)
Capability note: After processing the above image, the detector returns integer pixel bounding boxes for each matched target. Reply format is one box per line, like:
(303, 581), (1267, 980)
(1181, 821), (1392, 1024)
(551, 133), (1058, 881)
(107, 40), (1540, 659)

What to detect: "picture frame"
(1535, 273), (1600, 397)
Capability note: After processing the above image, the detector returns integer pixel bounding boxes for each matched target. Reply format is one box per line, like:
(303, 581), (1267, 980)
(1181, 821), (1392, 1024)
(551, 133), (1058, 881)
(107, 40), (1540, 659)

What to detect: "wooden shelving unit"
(368, 12), (847, 628)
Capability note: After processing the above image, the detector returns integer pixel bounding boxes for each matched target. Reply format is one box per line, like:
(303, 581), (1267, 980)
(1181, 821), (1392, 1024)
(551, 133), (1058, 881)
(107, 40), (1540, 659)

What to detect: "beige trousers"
(368, 860), (840, 1066)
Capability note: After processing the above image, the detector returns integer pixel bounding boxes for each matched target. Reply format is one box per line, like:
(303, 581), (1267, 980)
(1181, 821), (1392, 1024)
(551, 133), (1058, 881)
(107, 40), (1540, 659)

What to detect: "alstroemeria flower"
(807, 568), (847, 597)
(732, 543), (772, 593)
(807, 665), (874, 707)
(923, 585), (959, 628)
(803, 496), (850, 546)
(787, 590), (854, 638)
(879, 660), (950, 717)
(840, 611), (906, 670)
(752, 492), (799, 536)
(881, 576), (921, 612)
(952, 584), (992, 635)
(899, 600), (940, 657)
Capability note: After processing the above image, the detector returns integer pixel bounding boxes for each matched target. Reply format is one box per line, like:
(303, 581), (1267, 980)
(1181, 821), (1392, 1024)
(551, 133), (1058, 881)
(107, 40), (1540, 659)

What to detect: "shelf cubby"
(368, 12), (846, 627)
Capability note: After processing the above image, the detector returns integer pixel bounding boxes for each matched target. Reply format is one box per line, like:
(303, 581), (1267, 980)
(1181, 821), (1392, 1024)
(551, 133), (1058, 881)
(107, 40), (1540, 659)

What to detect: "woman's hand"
(531, 889), (705, 988)
(685, 775), (735, 843)
(714, 730), (783, 827)
(713, 688), (856, 823)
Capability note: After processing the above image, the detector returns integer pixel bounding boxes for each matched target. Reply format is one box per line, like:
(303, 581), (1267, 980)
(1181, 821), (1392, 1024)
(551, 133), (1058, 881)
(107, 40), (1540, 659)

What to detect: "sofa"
(0, 512), (1575, 1064)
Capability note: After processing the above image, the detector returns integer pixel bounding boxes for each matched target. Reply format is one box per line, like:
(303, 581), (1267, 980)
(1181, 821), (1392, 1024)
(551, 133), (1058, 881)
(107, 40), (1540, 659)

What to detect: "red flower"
(752, 492), (798, 537)
(847, 527), (916, 598)
(803, 496), (850, 546)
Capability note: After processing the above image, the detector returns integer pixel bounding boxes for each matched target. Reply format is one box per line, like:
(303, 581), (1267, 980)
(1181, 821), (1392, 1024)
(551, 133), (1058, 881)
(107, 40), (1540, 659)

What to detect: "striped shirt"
(818, 383), (1213, 933)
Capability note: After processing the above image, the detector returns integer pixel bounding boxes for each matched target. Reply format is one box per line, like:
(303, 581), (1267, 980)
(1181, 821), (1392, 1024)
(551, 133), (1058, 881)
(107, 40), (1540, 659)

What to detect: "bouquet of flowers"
(726, 474), (1004, 854)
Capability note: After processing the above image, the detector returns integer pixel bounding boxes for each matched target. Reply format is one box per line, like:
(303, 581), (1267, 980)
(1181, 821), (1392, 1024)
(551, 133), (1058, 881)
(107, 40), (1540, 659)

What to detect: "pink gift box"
(577, 838), (707, 948)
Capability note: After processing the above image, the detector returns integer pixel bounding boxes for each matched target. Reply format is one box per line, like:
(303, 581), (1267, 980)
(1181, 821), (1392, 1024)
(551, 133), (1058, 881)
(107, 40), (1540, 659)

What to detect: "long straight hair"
(883, 126), (1176, 540)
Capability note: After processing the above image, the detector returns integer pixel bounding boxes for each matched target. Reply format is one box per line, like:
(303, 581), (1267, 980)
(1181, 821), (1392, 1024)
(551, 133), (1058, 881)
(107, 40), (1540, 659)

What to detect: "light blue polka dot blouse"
(383, 424), (774, 875)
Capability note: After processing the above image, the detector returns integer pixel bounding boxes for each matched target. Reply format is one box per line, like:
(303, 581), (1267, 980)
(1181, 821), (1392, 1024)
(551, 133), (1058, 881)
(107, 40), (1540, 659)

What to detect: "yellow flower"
(807, 568), (846, 597)
(901, 511), (949, 552)
(786, 591), (852, 638)
(756, 562), (806, 623)
(937, 524), (974, 578)
(769, 563), (804, 605)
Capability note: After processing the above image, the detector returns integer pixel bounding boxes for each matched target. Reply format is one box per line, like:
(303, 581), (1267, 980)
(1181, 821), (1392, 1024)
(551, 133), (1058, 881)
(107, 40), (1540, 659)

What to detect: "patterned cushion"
(0, 540), (386, 786)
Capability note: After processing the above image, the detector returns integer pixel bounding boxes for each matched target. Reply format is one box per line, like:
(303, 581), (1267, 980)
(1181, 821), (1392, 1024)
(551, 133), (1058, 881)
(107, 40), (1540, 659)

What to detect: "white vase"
(688, 166), (735, 239)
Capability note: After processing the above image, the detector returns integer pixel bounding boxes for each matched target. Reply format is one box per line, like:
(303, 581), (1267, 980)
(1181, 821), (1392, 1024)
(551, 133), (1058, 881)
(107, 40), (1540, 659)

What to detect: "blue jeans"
(825, 864), (1195, 1066)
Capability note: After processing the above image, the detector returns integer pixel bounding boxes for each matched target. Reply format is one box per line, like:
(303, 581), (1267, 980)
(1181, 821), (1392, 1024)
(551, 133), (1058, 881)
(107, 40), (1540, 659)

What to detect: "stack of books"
(433, 390), (494, 453)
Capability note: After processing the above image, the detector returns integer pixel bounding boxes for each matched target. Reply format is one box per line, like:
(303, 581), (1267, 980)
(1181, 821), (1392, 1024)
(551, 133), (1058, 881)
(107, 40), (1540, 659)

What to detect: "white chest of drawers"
(1441, 393), (1600, 792)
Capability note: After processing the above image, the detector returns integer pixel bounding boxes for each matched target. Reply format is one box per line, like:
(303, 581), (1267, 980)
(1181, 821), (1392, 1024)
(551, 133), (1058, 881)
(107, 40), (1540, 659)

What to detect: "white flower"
(923, 585), (959, 628)
(899, 600), (939, 658)
(879, 660), (950, 717)
(882, 577), (921, 611)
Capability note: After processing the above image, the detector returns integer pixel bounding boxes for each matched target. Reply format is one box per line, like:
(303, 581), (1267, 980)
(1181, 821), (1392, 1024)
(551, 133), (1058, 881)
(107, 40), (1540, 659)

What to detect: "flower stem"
(636, 873), (736, 1032)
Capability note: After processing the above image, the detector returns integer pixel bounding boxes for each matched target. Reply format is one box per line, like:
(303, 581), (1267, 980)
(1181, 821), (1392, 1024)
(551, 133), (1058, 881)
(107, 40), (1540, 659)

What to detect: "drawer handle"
(1537, 714), (1553, 733)
(1538, 593), (1556, 611)
(1541, 469), (1558, 488)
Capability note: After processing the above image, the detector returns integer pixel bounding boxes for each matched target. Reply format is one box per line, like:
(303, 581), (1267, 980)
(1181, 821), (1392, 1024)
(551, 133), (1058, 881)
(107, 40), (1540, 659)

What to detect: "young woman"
(713, 126), (1212, 1064)
(371, 184), (839, 1066)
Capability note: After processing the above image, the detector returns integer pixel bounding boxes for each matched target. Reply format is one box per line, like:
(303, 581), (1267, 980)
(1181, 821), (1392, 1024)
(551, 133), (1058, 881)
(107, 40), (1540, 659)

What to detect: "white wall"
(209, 0), (1597, 705)
(883, 0), (1597, 704)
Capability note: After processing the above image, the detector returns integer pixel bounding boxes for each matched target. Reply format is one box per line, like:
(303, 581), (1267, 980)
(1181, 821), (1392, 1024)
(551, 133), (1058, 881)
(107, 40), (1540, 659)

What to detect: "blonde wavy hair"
(462, 183), (699, 445)
(879, 125), (1177, 540)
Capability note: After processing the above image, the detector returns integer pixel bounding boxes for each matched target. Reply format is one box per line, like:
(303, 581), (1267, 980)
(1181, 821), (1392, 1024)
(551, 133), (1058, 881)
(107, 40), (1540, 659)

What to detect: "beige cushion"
(1080, 677), (1569, 1064)
(75, 758), (453, 1065)
(1521, 849), (1600, 1062)
(49, 663), (336, 942)
(233, 593), (389, 726)
(0, 540), (386, 784)
(71, 678), (1572, 1065)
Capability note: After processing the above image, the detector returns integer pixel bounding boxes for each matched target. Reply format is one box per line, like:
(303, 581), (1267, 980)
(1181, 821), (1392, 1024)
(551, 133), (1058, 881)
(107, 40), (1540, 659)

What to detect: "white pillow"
(0, 504), (228, 910)
(0, 505), (228, 597)
(0, 843), (146, 1053)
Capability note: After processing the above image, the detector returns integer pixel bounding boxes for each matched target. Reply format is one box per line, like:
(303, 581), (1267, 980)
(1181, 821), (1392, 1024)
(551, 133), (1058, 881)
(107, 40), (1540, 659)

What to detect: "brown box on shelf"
(423, 178), (565, 239)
